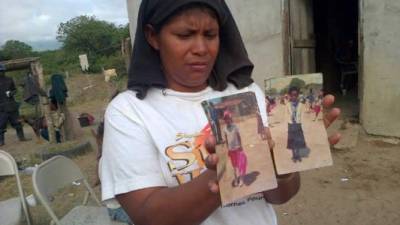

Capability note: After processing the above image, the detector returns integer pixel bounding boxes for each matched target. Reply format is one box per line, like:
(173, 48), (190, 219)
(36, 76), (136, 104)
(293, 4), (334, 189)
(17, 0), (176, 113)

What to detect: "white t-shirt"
(224, 124), (241, 150)
(100, 83), (277, 225)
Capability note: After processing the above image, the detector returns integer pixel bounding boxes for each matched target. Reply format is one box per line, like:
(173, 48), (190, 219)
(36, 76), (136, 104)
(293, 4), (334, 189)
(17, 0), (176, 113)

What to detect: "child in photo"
(286, 86), (309, 162)
(223, 110), (247, 187)
(313, 90), (323, 121)
(306, 89), (315, 112)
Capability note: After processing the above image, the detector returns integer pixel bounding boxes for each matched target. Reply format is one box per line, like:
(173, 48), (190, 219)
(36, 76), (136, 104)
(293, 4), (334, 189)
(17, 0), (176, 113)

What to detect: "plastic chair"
(0, 150), (33, 225)
(335, 42), (358, 96)
(32, 155), (114, 225)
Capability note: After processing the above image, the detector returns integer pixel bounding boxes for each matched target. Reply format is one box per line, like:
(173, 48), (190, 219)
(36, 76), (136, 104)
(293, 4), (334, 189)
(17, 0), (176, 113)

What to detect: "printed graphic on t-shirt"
(165, 124), (212, 184)
(164, 123), (267, 207)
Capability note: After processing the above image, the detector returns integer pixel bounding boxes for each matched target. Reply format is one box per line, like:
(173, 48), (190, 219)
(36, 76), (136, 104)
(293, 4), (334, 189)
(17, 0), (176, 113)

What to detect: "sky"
(0, 0), (129, 50)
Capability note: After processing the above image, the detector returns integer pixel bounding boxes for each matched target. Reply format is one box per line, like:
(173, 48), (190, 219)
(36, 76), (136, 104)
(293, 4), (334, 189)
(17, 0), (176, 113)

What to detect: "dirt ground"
(275, 131), (400, 225)
(1, 75), (399, 225)
(275, 93), (400, 225)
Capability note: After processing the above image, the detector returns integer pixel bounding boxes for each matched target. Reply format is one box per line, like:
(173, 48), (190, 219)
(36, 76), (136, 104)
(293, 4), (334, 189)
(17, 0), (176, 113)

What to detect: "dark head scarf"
(49, 74), (68, 105)
(128, 0), (254, 99)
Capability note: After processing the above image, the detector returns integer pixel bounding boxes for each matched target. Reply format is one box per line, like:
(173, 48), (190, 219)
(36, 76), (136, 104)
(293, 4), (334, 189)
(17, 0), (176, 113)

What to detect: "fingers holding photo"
(205, 153), (219, 171)
(205, 135), (217, 154)
(322, 94), (341, 145)
(322, 94), (335, 108)
(328, 132), (341, 146)
(208, 179), (220, 194)
(322, 95), (341, 128)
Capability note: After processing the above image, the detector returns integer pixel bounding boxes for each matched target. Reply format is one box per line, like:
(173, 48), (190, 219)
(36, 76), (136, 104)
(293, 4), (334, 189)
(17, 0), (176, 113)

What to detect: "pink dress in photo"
(225, 124), (247, 176)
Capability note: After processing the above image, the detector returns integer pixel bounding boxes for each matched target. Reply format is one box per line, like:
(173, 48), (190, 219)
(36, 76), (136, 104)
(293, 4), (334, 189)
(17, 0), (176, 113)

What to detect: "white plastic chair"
(32, 155), (115, 225)
(0, 150), (33, 225)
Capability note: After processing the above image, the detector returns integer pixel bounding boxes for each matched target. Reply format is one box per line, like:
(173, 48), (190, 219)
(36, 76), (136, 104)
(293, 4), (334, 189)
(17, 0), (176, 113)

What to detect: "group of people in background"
(266, 88), (324, 121)
(0, 63), (69, 146)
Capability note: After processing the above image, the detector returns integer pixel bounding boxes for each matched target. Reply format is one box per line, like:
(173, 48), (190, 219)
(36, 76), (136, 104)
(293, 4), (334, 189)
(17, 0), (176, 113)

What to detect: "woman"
(100, 1), (341, 225)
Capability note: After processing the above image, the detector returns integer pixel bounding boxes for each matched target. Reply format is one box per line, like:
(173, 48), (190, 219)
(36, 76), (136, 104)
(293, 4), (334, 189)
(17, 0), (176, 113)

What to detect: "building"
(126, 0), (400, 138)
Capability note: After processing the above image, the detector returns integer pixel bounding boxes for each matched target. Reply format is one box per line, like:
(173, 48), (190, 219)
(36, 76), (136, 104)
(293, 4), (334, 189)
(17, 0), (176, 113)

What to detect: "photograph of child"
(265, 73), (333, 175)
(286, 86), (309, 163)
(202, 92), (277, 206)
(223, 110), (247, 187)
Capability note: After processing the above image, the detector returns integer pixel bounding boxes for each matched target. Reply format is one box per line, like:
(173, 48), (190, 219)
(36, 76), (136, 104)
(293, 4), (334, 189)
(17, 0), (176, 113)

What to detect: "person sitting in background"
(90, 90), (132, 224)
(21, 115), (45, 142)
(92, 121), (133, 224)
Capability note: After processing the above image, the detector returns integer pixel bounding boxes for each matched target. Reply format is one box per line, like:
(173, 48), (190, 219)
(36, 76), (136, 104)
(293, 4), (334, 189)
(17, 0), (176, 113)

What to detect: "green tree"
(38, 49), (80, 75)
(280, 87), (289, 95)
(57, 16), (124, 57)
(289, 78), (306, 89)
(0, 50), (5, 61)
(0, 40), (34, 60)
(266, 88), (278, 96)
(117, 24), (130, 41)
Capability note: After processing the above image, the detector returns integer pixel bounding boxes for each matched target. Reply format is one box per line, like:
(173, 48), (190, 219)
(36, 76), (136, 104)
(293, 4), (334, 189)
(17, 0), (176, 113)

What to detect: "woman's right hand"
(204, 135), (220, 194)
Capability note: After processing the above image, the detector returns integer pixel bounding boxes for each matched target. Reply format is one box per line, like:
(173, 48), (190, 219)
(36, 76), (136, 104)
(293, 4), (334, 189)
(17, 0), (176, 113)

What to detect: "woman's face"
(146, 8), (220, 92)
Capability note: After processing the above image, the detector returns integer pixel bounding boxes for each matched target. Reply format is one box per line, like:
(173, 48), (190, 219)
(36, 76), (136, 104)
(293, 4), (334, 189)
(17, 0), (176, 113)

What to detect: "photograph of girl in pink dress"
(223, 110), (248, 187)
(201, 91), (277, 206)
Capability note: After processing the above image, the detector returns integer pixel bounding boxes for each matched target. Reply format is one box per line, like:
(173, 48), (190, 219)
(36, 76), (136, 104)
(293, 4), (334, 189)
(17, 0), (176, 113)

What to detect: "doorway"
(284, 0), (361, 117)
(313, 0), (359, 95)
(285, 0), (360, 95)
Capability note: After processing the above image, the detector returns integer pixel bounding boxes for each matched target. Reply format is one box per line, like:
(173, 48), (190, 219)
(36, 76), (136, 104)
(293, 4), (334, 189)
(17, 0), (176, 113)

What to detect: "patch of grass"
(36, 140), (93, 161)
(44, 140), (82, 153)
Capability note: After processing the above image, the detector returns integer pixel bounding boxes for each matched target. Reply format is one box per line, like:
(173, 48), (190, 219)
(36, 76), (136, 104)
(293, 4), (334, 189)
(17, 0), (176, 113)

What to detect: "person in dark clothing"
(49, 74), (68, 105)
(0, 64), (29, 146)
(21, 71), (46, 105)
